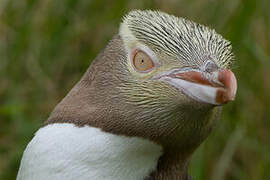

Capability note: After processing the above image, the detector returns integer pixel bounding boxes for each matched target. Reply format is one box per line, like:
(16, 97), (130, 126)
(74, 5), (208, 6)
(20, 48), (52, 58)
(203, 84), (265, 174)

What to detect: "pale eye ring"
(132, 50), (155, 72)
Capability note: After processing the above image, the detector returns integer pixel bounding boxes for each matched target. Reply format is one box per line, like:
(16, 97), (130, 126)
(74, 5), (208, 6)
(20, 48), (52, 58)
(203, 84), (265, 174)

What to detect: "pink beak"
(215, 69), (237, 104)
(175, 69), (237, 104)
(155, 68), (237, 105)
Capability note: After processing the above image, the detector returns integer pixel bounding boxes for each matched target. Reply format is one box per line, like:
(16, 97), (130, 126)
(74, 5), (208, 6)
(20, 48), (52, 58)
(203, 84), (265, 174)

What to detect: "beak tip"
(216, 69), (237, 104)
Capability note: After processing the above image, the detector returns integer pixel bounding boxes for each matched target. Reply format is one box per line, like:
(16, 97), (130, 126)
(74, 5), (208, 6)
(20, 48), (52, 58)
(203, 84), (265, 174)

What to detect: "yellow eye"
(132, 50), (154, 72)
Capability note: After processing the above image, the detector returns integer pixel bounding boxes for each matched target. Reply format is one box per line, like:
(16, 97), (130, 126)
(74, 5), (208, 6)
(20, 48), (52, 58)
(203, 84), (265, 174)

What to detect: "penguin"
(17, 10), (237, 180)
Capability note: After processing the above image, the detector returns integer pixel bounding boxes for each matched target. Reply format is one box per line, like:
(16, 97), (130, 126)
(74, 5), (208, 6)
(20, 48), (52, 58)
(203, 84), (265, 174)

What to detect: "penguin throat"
(146, 151), (192, 180)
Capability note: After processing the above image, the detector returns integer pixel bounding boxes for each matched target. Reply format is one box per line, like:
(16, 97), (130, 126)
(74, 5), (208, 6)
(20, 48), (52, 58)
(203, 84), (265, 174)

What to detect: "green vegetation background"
(0, 0), (269, 179)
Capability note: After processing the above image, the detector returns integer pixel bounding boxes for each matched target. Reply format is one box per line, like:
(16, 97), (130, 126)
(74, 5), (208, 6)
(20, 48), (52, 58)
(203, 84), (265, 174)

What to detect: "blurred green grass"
(0, 0), (269, 179)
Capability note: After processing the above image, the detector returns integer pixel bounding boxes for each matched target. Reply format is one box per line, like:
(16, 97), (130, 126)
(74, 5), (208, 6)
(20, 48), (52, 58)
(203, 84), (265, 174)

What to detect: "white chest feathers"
(17, 123), (163, 180)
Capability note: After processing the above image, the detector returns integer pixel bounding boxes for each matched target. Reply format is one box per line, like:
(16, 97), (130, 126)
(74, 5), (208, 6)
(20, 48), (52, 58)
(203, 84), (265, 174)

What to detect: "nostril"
(203, 60), (219, 73)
